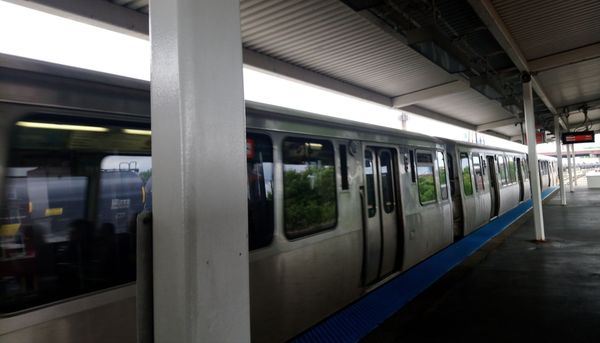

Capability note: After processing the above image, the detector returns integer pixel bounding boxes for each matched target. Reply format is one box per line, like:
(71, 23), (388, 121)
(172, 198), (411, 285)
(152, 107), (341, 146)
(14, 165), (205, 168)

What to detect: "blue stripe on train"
(294, 187), (559, 343)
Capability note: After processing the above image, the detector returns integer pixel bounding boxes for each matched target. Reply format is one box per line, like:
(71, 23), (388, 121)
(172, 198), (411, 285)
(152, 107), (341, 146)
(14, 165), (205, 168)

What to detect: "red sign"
(561, 131), (595, 144)
(246, 138), (255, 160)
(536, 132), (545, 144)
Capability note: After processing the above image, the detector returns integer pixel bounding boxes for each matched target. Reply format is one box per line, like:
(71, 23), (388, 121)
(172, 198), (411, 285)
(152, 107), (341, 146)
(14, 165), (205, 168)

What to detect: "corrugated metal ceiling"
(106, 0), (600, 138)
(241, 0), (455, 97)
(492, 0), (600, 60)
(536, 58), (600, 108)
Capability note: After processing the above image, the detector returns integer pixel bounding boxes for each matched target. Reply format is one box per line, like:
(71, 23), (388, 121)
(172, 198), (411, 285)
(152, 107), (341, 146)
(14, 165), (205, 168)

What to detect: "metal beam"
(561, 98), (600, 114)
(151, 0), (250, 341)
(567, 142), (574, 192)
(476, 117), (521, 132)
(400, 105), (477, 131)
(6, 0), (149, 38)
(468, 0), (568, 131)
(529, 43), (600, 73)
(480, 130), (512, 141)
(392, 80), (469, 107)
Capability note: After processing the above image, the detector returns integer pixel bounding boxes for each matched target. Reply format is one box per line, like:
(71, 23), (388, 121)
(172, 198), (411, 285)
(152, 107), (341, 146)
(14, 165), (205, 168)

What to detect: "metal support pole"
(554, 119), (566, 205)
(150, 1), (250, 342)
(572, 145), (578, 186)
(567, 143), (574, 192)
(522, 73), (545, 241)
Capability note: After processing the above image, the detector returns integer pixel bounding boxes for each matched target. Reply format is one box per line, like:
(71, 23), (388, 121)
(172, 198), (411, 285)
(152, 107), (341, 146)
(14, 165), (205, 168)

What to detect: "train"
(0, 56), (558, 342)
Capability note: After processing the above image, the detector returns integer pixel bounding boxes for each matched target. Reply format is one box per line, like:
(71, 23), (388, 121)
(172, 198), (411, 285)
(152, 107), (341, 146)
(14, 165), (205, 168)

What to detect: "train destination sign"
(561, 131), (595, 144)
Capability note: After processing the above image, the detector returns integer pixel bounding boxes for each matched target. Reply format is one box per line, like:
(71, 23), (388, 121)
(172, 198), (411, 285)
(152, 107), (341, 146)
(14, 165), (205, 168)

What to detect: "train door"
(486, 155), (499, 218)
(516, 157), (524, 201)
(362, 147), (399, 284)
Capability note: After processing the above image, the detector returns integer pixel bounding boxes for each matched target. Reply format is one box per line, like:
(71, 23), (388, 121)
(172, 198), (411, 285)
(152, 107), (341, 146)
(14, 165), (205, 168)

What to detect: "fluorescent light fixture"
(0, 1), (150, 80)
(123, 129), (152, 136)
(16, 121), (109, 132)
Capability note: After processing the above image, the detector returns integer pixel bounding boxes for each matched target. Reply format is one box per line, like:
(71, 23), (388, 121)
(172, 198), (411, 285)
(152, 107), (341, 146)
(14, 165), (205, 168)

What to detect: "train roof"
(246, 101), (445, 145)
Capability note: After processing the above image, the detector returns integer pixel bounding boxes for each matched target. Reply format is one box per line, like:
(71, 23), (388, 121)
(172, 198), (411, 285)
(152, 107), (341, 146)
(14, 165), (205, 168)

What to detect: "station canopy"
(11, 0), (600, 141)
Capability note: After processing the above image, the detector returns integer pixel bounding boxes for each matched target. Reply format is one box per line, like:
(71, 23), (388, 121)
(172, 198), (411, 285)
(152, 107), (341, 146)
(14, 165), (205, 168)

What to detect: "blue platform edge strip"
(294, 187), (558, 343)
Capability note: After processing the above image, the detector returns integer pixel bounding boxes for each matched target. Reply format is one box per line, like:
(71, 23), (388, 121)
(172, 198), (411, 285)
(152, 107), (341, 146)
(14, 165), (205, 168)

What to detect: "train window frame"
(416, 150), (437, 205)
(472, 153), (484, 192)
(436, 151), (448, 201)
(246, 132), (275, 250)
(460, 152), (474, 196)
(281, 136), (338, 240)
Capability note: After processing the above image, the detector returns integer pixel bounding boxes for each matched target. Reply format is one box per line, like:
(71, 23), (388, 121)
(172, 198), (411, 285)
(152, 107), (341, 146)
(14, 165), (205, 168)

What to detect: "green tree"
(139, 169), (152, 185)
(284, 166), (336, 236)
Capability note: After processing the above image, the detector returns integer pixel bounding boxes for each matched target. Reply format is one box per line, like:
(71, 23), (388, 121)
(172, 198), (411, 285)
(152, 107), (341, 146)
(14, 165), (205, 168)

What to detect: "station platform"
(363, 181), (600, 342)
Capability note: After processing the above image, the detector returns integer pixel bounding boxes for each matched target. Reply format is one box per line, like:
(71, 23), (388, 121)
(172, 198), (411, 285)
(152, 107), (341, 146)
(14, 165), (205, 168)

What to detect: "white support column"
(150, 1), (250, 342)
(572, 145), (578, 186)
(554, 119), (566, 205)
(522, 73), (545, 241)
(567, 143), (574, 192)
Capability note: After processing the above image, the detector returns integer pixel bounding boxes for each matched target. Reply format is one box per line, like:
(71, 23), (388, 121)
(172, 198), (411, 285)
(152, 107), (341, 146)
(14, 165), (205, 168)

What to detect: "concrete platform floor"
(364, 183), (600, 343)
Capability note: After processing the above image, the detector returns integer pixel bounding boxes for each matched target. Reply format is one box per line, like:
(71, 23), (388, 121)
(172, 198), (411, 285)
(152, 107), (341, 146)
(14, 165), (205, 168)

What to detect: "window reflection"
(0, 118), (151, 314)
(282, 137), (336, 238)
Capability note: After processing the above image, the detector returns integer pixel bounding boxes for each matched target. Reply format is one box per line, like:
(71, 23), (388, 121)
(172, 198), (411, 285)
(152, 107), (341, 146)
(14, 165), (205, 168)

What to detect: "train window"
(523, 159), (530, 181)
(0, 117), (151, 313)
(282, 137), (336, 239)
(416, 151), (436, 204)
(472, 154), (484, 192)
(247, 133), (274, 250)
(508, 157), (517, 183)
(339, 145), (349, 190)
(436, 151), (448, 200)
(460, 153), (473, 196)
(498, 156), (508, 185)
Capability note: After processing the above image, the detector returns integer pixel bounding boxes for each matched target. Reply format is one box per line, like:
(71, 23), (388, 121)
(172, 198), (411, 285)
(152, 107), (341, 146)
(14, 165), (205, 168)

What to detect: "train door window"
(364, 150), (377, 217)
(379, 150), (395, 213)
(0, 117), (151, 314)
(409, 150), (416, 183)
(472, 154), (484, 192)
(508, 156), (517, 183)
(436, 151), (448, 200)
(282, 137), (336, 239)
(339, 145), (349, 190)
(246, 134), (275, 250)
(447, 153), (456, 197)
(416, 151), (436, 204)
(498, 155), (508, 185)
(523, 159), (530, 181)
(460, 152), (473, 196)
(542, 161), (548, 175)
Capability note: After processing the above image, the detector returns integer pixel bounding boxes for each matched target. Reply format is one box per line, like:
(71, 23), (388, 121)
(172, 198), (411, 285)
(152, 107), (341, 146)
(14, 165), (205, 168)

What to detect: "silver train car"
(0, 56), (558, 342)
